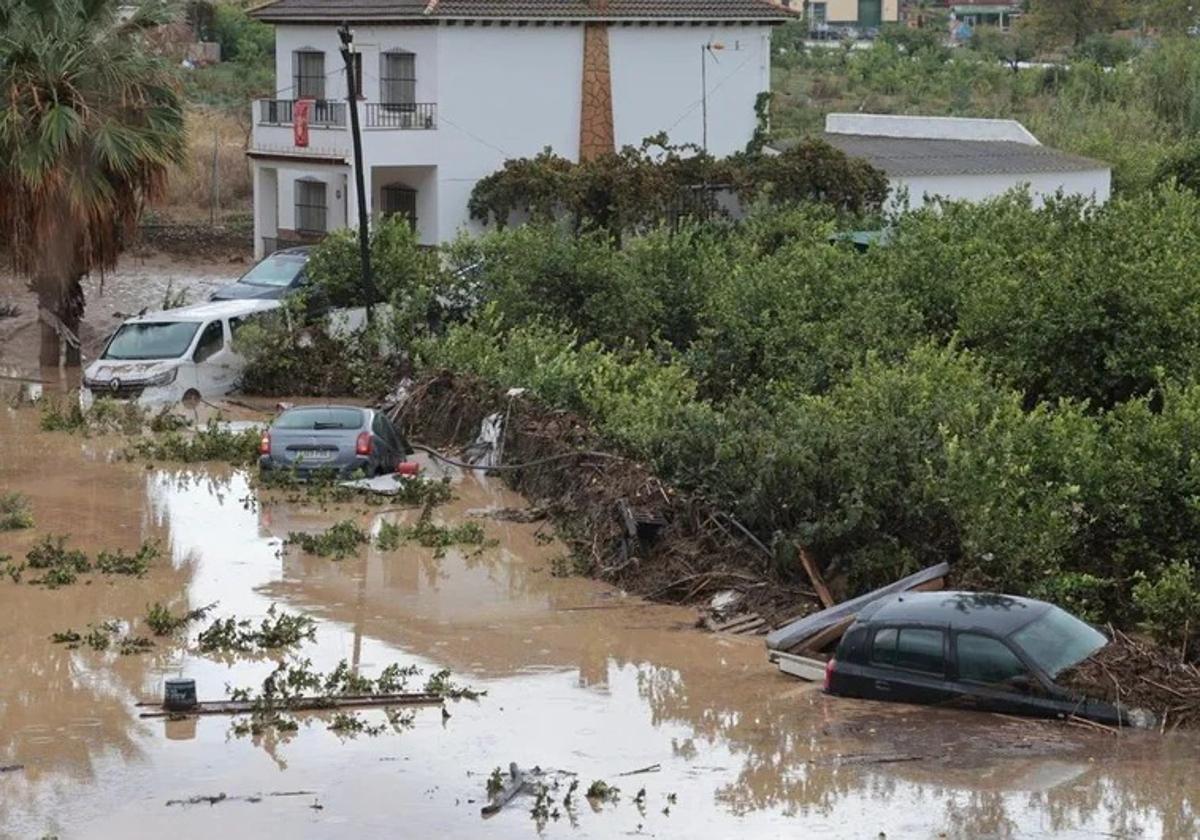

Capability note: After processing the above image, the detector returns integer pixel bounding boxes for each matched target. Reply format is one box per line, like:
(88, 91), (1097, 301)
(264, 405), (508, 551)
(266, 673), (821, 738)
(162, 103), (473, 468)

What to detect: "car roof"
(275, 404), (370, 418)
(128, 299), (282, 324)
(269, 246), (312, 257)
(857, 591), (1053, 636)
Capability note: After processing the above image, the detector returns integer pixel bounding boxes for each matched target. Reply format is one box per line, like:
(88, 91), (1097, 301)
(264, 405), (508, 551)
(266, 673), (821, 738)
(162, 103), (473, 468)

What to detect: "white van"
(80, 299), (281, 410)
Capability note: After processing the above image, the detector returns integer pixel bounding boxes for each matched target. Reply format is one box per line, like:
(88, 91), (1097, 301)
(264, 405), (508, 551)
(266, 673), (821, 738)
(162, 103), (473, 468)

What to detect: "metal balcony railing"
(364, 102), (437, 130)
(257, 99), (347, 128)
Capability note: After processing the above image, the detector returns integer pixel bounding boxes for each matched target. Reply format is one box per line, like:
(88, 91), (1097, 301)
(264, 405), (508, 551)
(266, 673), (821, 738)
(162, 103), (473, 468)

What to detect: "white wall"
(890, 169), (1113, 211)
(608, 26), (771, 157)
(434, 25), (584, 241)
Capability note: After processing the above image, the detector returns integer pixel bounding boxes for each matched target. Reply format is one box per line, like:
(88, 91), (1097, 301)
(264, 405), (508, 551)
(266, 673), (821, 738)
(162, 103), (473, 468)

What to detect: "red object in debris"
(823, 658), (836, 693)
(259, 431), (271, 455)
(396, 461), (420, 476)
(355, 431), (373, 456)
(293, 99), (312, 147)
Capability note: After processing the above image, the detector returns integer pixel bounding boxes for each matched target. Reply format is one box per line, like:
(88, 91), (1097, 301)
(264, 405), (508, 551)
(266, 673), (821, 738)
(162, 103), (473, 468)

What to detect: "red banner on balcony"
(293, 99), (312, 148)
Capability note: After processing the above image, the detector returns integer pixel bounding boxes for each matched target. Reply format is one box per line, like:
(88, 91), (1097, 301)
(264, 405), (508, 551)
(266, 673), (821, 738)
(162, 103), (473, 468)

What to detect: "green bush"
(1132, 561), (1200, 649)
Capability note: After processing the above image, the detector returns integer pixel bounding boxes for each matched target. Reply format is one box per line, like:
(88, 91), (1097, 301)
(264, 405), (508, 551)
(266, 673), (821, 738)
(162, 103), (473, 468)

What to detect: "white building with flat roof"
(814, 113), (1112, 210)
(246, 0), (796, 257)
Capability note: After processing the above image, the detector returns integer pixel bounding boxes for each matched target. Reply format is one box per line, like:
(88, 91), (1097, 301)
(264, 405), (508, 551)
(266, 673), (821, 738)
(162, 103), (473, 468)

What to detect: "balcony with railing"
(257, 99), (347, 128)
(254, 100), (437, 131)
(364, 103), (437, 130)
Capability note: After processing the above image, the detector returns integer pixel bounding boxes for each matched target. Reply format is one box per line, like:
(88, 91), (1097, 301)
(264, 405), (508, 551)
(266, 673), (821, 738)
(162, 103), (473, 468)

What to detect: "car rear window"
(1010, 606), (1107, 678)
(274, 408), (364, 430)
(102, 321), (200, 360)
(238, 254), (306, 288)
(957, 633), (1027, 684)
(870, 627), (945, 675)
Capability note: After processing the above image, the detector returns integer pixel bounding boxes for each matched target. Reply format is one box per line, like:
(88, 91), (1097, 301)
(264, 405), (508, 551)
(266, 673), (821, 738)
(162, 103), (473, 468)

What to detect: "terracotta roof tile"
(252, 0), (796, 23)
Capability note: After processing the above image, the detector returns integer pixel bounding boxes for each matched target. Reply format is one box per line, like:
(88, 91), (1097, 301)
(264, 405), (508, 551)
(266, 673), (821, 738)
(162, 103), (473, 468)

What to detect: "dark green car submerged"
(825, 592), (1139, 726)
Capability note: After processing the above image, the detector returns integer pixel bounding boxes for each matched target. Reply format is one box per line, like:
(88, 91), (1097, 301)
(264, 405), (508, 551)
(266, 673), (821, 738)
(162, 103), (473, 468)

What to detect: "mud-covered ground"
(1, 400), (1199, 840)
(0, 249), (246, 381)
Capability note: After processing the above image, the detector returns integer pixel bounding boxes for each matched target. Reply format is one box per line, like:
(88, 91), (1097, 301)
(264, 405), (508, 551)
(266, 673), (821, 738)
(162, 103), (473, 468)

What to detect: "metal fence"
(257, 99), (348, 128)
(364, 103), (437, 130)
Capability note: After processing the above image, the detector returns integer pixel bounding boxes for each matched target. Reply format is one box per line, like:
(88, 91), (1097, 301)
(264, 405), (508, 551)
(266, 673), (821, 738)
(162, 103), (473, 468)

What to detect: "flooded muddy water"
(2, 401), (1200, 839)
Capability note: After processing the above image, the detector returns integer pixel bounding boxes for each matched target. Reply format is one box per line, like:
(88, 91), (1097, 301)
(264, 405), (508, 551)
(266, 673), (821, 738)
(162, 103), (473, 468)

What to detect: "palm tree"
(0, 0), (186, 367)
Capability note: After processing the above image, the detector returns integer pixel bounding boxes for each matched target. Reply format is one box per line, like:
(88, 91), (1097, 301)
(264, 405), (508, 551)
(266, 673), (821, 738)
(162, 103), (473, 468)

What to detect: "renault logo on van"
(109, 378), (121, 393)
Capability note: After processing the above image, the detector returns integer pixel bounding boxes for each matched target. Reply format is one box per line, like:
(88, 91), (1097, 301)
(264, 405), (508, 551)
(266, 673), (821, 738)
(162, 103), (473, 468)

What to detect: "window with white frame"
(295, 180), (327, 234)
(293, 50), (325, 99)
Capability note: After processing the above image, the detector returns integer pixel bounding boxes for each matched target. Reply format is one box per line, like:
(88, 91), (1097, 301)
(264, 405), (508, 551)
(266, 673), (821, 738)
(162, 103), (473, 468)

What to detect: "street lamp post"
(338, 22), (374, 324)
(700, 41), (725, 153)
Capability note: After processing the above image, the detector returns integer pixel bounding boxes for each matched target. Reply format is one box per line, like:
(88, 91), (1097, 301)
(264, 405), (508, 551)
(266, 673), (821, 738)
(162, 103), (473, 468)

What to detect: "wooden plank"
(792, 616), (855, 657)
(798, 545), (835, 608)
(138, 692), (443, 719)
(765, 562), (951, 651)
(774, 651), (828, 682)
(712, 612), (763, 633)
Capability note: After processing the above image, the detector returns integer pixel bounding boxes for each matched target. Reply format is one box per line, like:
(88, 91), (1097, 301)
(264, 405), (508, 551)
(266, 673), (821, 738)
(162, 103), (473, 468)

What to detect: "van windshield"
(102, 322), (200, 360)
(274, 407), (364, 430)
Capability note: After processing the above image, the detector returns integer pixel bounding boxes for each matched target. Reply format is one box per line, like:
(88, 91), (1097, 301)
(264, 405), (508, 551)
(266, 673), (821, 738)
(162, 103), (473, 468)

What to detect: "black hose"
(409, 441), (627, 472)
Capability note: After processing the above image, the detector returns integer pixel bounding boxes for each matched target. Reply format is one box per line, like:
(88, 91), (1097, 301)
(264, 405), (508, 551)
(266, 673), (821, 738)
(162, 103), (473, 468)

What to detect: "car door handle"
(874, 680), (892, 692)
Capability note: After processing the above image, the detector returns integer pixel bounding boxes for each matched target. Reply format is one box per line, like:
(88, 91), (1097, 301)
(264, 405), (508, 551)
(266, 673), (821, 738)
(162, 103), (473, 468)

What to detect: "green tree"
(1027, 0), (1127, 46)
(0, 0), (186, 365)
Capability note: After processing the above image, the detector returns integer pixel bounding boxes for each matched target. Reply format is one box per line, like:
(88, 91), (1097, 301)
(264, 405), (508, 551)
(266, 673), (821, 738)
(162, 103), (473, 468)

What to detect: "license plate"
(295, 449), (333, 461)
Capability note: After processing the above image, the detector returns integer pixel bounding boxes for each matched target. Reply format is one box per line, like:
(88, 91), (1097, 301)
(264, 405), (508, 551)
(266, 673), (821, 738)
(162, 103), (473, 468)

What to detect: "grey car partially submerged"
(259, 405), (411, 478)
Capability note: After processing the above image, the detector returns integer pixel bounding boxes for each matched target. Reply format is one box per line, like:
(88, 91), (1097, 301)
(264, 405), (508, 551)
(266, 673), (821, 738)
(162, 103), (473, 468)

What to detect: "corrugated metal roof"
(252, 0), (797, 22)
(819, 133), (1108, 177)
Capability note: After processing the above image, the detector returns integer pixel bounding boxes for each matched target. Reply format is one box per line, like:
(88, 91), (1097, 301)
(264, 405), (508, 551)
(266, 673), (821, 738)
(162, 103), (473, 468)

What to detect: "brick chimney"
(578, 1), (614, 161)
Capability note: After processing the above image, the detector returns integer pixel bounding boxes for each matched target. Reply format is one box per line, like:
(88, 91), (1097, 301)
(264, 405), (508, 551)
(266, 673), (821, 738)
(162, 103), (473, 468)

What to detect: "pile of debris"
(1058, 628), (1200, 731)
(395, 372), (814, 618)
(764, 562), (950, 680)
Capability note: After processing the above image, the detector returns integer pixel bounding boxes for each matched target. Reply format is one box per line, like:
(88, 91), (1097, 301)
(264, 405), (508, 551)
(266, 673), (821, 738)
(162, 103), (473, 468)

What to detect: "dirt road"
(1, 399), (1198, 839)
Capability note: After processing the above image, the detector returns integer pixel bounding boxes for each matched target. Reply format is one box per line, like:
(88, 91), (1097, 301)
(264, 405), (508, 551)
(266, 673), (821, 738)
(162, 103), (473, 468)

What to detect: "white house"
(246, 0), (796, 257)
(815, 113), (1112, 210)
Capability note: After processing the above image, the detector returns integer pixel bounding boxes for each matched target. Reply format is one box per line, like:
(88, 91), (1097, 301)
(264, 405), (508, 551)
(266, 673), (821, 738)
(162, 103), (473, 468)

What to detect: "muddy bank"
(399, 373), (815, 624)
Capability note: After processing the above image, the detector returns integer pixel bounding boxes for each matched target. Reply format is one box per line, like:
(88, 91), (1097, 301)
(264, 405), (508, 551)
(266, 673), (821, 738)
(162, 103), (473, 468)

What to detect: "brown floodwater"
(2, 398), (1199, 840)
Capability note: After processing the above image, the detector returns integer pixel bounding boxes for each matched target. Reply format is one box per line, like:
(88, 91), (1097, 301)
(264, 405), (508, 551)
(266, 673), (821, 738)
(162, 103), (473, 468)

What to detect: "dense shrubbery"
(467, 136), (887, 235)
(241, 185), (1200, 636)
(412, 188), (1200, 634)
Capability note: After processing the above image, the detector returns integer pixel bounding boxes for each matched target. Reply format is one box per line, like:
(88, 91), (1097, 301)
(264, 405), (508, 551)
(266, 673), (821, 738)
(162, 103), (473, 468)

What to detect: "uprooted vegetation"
(14, 536), (162, 587)
(0, 492), (33, 531)
(256, 469), (453, 510)
(286, 520), (369, 559)
(145, 601), (218, 636)
(223, 658), (464, 738)
(196, 605), (317, 653)
(34, 395), (258, 466)
(127, 418), (262, 465)
(50, 620), (155, 655)
(374, 505), (495, 558)
(1060, 627), (1200, 730)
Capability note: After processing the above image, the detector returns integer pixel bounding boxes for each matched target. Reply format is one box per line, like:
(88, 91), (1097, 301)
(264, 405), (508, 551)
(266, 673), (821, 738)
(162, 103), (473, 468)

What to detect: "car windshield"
(238, 254), (306, 287)
(1011, 606), (1108, 678)
(102, 322), (200, 360)
(274, 408), (364, 430)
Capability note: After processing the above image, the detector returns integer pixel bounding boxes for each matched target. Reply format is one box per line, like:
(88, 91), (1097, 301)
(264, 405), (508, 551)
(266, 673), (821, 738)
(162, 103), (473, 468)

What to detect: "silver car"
(259, 405), (411, 478)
